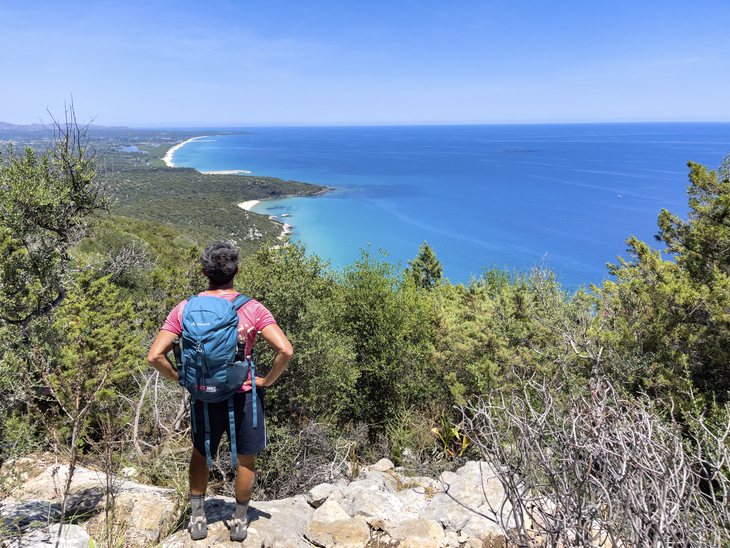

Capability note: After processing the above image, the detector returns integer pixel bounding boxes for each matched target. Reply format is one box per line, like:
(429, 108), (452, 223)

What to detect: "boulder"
(306, 483), (342, 508)
(341, 487), (414, 523)
(312, 498), (350, 523)
(386, 518), (446, 548)
(369, 458), (395, 472)
(84, 489), (179, 546)
(4, 524), (92, 548)
(160, 495), (314, 548)
(397, 488), (430, 515)
(304, 518), (370, 548)
(2, 501), (63, 534)
(349, 469), (396, 493)
(1, 460), (179, 547)
(421, 461), (507, 534)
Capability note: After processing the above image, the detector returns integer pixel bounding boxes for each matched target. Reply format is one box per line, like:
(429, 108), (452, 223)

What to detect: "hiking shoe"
(230, 517), (249, 542)
(188, 515), (208, 540)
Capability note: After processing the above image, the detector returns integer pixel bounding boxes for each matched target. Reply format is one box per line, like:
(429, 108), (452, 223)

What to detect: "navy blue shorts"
(191, 389), (267, 458)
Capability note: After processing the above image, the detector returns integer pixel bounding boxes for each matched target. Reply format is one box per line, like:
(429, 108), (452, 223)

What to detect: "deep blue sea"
(171, 124), (730, 288)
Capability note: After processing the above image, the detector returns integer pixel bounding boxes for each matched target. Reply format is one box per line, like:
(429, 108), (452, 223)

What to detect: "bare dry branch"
(461, 377), (730, 547)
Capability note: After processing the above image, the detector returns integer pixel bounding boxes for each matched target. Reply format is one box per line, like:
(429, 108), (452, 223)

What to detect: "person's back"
(147, 242), (293, 541)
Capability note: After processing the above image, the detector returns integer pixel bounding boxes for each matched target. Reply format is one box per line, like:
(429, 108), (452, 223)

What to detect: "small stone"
(16, 524), (92, 548)
(370, 458), (395, 471)
(307, 483), (339, 508)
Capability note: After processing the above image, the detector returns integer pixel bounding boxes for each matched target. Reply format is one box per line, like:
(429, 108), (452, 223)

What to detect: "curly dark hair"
(200, 242), (239, 285)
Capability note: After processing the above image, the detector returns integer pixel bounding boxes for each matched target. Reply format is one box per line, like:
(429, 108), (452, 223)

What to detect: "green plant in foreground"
(431, 411), (471, 458)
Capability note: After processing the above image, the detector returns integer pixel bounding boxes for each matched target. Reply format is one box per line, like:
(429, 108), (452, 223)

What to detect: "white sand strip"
(238, 200), (260, 211)
(201, 170), (252, 174)
(162, 136), (208, 167)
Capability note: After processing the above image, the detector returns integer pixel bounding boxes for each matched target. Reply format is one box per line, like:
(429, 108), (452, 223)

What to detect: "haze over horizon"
(2, 0), (729, 128)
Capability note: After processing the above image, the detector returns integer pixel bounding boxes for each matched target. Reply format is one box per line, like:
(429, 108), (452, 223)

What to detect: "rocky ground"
(0, 455), (509, 548)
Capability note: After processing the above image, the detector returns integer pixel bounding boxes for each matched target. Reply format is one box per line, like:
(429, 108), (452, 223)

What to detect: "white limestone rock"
(5, 524), (92, 548)
(385, 518), (446, 548)
(160, 495), (314, 548)
(370, 458), (395, 471)
(421, 461), (507, 533)
(341, 488), (419, 524)
(304, 517), (370, 548)
(306, 483), (341, 508)
(312, 498), (350, 524)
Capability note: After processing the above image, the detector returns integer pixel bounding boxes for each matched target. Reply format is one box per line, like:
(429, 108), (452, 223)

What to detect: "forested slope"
(113, 166), (326, 252)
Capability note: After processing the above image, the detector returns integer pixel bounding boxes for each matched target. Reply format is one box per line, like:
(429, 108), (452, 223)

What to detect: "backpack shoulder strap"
(181, 295), (197, 324)
(232, 294), (252, 310)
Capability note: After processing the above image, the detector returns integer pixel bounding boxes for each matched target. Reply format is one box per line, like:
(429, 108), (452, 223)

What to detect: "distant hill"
(0, 122), (130, 131)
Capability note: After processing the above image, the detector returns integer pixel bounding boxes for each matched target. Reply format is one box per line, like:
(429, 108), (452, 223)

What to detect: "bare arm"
(147, 330), (180, 382)
(244, 324), (293, 388)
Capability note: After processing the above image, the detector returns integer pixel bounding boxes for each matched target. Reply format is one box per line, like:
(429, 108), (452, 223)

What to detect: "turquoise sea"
(171, 124), (730, 288)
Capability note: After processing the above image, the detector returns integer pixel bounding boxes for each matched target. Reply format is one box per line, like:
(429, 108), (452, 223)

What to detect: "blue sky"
(2, 0), (729, 126)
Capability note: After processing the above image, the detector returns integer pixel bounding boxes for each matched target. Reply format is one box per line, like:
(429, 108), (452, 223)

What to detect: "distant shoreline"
(163, 137), (254, 174)
(162, 136), (208, 167)
(166, 136), (330, 245)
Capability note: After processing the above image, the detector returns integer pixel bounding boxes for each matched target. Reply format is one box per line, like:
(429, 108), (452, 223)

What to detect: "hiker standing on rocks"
(147, 242), (293, 542)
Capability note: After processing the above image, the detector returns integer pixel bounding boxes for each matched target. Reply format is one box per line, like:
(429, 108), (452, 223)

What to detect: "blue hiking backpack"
(174, 294), (258, 466)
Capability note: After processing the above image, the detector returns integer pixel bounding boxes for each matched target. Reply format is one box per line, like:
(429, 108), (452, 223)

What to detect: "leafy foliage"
(235, 241), (358, 422)
(596, 153), (730, 408)
(338, 249), (438, 426)
(0, 120), (108, 327)
(43, 273), (142, 443)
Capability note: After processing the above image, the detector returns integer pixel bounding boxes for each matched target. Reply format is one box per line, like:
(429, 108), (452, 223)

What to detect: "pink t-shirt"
(162, 291), (276, 392)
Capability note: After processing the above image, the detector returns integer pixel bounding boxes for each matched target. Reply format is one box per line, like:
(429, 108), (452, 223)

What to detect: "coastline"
(162, 136), (208, 167)
(279, 223), (293, 240)
(238, 200), (292, 241)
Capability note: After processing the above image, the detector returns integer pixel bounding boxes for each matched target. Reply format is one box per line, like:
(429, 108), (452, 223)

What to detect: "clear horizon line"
(129, 119), (730, 130)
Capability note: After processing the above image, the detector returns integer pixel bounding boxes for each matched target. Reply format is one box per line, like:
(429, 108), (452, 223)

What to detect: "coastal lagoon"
(171, 124), (730, 288)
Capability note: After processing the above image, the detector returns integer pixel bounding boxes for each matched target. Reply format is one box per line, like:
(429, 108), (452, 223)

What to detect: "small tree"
(339, 248), (437, 426)
(407, 241), (443, 290)
(596, 153), (730, 408)
(23, 273), (140, 536)
(0, 106), (109, 329)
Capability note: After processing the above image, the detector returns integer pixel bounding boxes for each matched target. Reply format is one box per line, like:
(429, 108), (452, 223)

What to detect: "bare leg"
(189, 447), (209, 496)
(230, 454), (255, 541)
(235, 454), (256, 501)
(188, 448), (210, 539)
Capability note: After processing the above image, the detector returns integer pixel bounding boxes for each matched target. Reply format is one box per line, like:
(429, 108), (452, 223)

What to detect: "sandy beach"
(238, 200), (292, 242)
(238, 200), (260, 211)
(162, 136), (208, 167)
